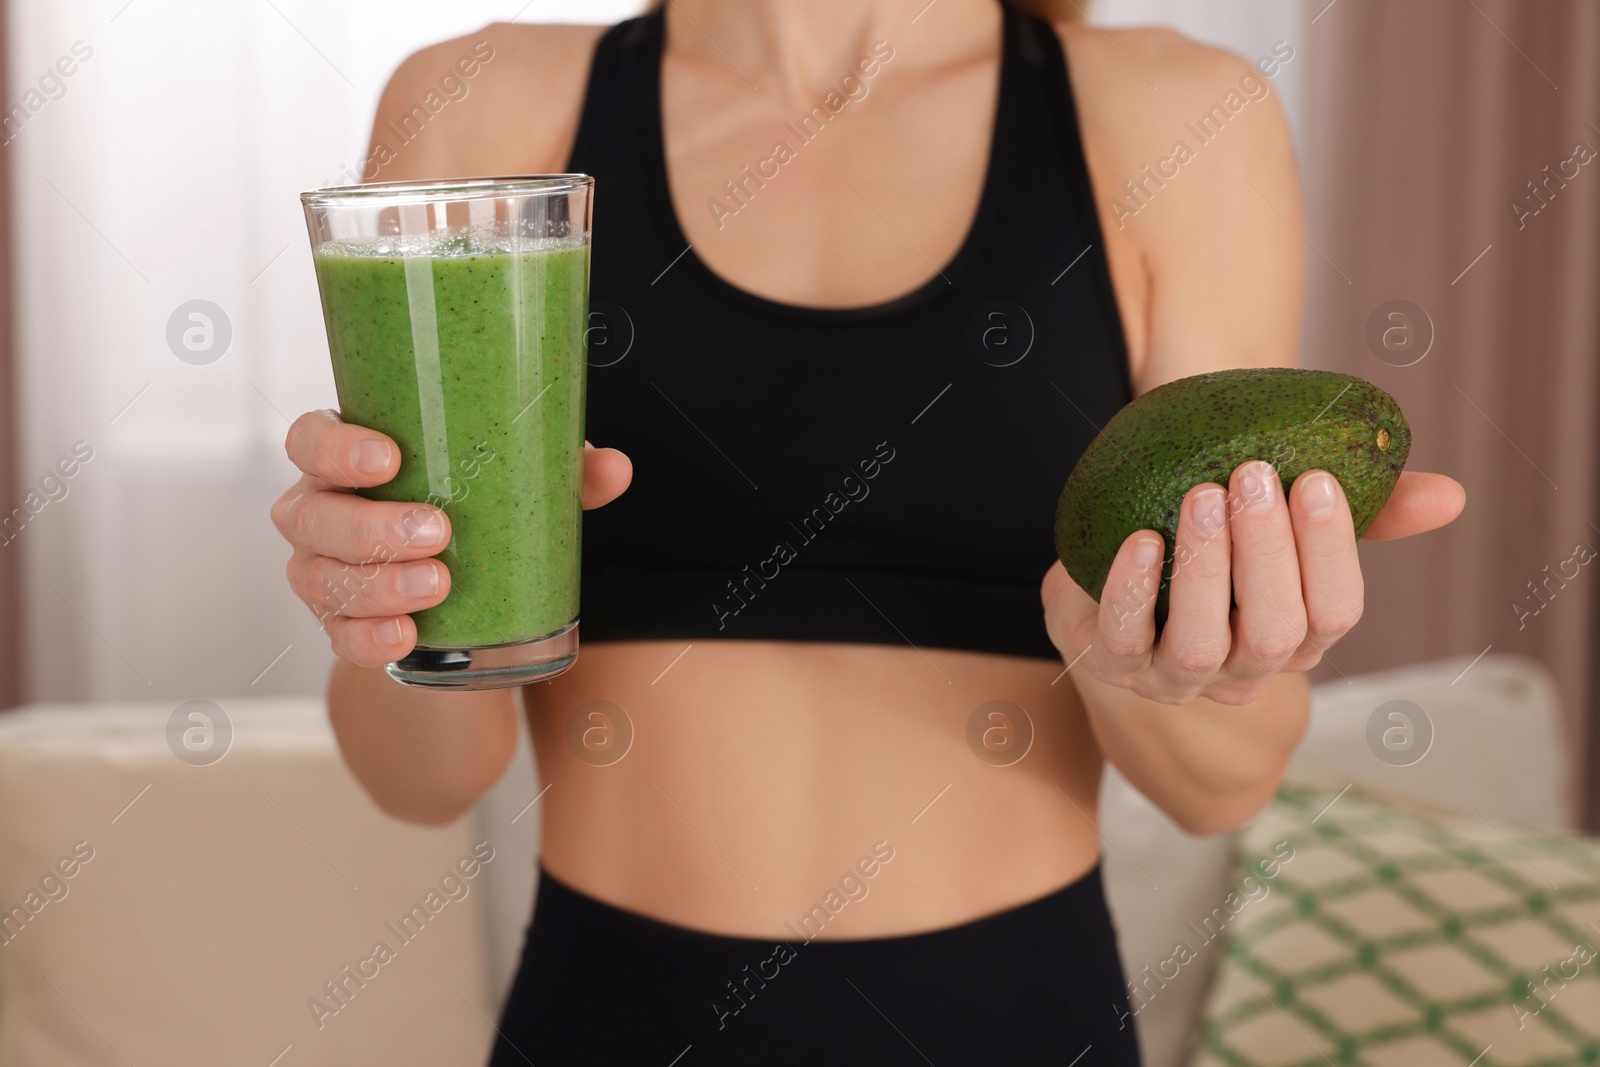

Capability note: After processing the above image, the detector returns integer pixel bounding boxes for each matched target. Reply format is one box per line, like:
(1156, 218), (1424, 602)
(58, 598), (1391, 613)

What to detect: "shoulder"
(1051, 24), (1294, 122)
(1057, 23), (1286, 86)
(1049, 24), (1305, 386)
(1051, 23), (1299, 213)
(368, 21), (610, 181)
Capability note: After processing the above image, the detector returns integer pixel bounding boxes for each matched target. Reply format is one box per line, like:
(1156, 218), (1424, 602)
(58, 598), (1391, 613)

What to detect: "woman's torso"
(427, 2), (1156, 939)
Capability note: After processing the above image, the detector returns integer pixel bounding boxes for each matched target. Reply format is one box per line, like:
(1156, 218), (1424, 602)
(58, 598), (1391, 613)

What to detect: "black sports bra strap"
(564, 12), (660, 175)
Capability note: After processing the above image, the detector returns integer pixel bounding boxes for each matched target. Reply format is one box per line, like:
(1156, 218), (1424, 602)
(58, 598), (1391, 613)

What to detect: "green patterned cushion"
(1188, 774), (1600, 1067)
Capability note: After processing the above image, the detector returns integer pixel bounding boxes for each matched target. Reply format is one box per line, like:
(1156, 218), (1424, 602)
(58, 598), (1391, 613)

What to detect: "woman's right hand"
(271, 409), (633, 668)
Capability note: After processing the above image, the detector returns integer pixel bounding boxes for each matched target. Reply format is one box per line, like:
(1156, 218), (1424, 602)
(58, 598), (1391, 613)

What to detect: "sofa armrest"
(0, 699), (497, 1067)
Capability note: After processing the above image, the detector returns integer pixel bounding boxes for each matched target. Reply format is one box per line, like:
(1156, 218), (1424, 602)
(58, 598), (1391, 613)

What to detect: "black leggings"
(489, 864), (1142, 1066)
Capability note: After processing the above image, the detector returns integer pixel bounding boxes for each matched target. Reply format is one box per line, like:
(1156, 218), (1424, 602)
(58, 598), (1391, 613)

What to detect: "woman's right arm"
(271, 410), (631, 825)
(271, 408), (514, 826)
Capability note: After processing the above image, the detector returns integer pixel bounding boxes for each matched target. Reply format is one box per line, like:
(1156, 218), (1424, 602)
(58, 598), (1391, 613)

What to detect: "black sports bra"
(568, 1), (1132, 661)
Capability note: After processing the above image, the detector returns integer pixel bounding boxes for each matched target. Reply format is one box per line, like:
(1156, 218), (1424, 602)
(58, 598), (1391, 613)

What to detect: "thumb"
(1362, 471), (1465, 541)
(582, 442), (633, 510)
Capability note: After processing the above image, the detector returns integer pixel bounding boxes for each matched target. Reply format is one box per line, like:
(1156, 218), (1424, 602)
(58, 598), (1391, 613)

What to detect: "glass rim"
(300, 174), (593, 207)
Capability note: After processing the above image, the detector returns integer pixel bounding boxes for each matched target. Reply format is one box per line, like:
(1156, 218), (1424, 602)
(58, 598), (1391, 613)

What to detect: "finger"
(582, 442), (633, 510)
(1286, 470), (1363, 668)
(1090, 531), (1164, 681)
(1363, 471), (1466, 541)
(1154, 484), (1233, 690)
(288, 552), (451, 622)
(1221, 461), (1307, 681)
(1041, 559), (1101, 664)
(325, 613), (416, 670)
(272, 485), (452, 564)
(285, 409), (401, 488)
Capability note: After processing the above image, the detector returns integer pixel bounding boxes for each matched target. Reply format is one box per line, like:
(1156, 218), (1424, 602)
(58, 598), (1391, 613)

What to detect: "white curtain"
(11, 0), (643, 703)
(11, 0), (1299, 706)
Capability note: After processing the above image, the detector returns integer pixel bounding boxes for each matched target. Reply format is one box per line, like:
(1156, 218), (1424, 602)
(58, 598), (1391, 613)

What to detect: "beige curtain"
(1300, 0), (1600, 825)
(0, 0), (19, 712)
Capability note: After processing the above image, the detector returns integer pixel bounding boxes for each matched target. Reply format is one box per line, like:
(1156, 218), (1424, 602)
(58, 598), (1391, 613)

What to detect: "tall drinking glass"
(299, 176), (592, 689)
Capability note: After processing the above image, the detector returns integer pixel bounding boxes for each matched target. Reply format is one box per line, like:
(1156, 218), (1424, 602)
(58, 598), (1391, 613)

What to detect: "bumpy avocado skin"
(1054, 368), (1410, 627)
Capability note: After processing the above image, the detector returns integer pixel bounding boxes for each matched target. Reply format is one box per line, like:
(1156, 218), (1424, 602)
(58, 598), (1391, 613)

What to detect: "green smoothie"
(313, 236), (588, 648)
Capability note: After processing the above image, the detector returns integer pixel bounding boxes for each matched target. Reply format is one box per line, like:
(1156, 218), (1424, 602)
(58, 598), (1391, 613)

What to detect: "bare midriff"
(523, 640), (1104, 941)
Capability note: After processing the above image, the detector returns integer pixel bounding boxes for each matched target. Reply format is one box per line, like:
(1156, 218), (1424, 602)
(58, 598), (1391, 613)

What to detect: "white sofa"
(0, 655), (1567, 1066)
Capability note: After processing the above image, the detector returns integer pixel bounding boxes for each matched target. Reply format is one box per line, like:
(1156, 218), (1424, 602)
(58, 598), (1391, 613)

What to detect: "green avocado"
(1053, 367), (1409, 627)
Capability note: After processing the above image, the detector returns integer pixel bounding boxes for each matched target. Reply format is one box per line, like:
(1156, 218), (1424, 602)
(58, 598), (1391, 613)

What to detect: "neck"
(663, 0), (1001, 104)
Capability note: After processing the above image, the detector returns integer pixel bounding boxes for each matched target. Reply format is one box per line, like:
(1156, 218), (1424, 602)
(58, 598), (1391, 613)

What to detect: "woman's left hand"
(1042, 466), (1466, 706)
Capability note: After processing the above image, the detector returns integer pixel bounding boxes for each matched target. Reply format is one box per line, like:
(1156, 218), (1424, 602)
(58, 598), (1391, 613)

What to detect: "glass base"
(385, 621), (578, 690)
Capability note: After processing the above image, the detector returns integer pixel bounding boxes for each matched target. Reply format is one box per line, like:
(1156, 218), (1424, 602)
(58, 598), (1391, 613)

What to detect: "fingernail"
(1130, 537), (1161, 571)
(402, 509), (446, 546)
(377, 618), (404, 646)
(1242, 461), (1279, 511)
(1192, 487), (1226, 532)
(1303, 471), (1340, 520)
(399, 561), (439, 598)
(354, 439), (393, 476)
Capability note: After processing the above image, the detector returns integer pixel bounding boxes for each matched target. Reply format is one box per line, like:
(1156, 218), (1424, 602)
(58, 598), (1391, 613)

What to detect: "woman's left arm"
(1045, 29), (1465, 835)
